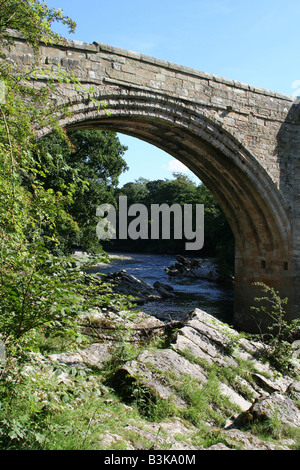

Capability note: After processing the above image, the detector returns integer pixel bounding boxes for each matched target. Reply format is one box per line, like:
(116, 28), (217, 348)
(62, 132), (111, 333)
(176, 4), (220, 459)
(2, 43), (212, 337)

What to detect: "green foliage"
(0, 0), (130, 348)
(76, 273), (136, 315)
(32, 129), (128, 255)
(0, 248), (79, 342)
(0, 4), (141, 450)
(1, 0), (297, 453)
(251, 282), (300, 373)
(247, 416), (300, 449)
(178, 372), (237, 428)
(0, 0), (76, 51)
(0, 1), (83, 346)
(0, 348), (105, 449)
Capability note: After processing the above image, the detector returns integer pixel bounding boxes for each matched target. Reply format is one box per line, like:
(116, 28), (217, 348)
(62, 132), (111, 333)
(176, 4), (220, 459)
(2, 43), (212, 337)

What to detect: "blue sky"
(49, 0), (300, 187)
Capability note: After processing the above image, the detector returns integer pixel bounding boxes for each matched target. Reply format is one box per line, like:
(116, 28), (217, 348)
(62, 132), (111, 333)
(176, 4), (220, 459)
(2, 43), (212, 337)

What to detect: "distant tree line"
(102, 174), (235, 273)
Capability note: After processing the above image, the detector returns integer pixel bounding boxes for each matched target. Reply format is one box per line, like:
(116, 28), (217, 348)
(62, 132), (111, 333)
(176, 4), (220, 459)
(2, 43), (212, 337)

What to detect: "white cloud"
(292, 80), (300, 97)
(166, 159), (190, 174)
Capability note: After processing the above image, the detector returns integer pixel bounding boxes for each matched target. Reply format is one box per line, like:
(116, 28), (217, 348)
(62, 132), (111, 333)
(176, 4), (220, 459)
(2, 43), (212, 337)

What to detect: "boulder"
(165, 256), (224, 282)
(286, 380), (300, 401)
(103, 270), (175, 303)
(153, 281), (175, 299)
(113, 309), (300, 435)
(138, 348), (207, 383)
(114, 359), (187, 408)
(249, 392), (300, 428)
(48, 343), (112, 370)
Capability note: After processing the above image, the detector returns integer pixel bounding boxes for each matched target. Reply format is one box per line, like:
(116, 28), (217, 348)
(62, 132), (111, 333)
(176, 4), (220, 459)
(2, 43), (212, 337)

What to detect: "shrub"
(251, 282), (300, 373)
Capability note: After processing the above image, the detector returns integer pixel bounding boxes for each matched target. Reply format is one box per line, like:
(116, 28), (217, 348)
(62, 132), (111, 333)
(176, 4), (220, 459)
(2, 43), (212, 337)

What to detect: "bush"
(251, 282), (300, 373)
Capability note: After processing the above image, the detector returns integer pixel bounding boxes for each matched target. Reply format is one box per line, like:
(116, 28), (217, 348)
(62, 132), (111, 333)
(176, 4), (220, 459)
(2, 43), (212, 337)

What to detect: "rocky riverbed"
(48, 307), (300, 450)
(102, 269), (176, 304)
(94, 255), (231, 306)
(165, 255), (233, 284)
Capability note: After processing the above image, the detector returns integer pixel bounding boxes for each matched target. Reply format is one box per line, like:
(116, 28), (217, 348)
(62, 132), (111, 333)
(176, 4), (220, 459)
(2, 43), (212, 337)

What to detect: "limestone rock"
(208, 443), (232, 450)
(165, 256), (228, 282)
(103, 270), (175, 303)
(115, 359), (187, 408)
(153, 281), (175, 298)
(80, 343), (112, 368)
(48, 351), (87, 369)
(97, 432), (135, 450)
(222, 429), (290, 450)
(219, 383), (252, 412)
(48, 306), (300, 450)
(138, 348), (207, 383)
(251, 372), (292, 394)
(49, 343), (112, 370)
(249, 393), (300, 428)
(286, 380), (300, 401)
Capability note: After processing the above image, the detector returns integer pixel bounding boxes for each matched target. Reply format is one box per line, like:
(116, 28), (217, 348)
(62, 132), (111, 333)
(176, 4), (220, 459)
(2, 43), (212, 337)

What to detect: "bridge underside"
(61, 87), (294, 332)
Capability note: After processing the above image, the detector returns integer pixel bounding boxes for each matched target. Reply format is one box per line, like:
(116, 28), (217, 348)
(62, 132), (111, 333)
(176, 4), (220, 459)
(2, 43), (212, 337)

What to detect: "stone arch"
(53, 85), (292, 330)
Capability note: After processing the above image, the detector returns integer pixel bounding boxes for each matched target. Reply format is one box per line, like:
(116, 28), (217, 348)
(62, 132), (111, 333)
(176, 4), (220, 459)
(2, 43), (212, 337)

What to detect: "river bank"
(46, 305), (300, 450)
(54, 250), (299, 450)
(5, 250), (298, 450)
(73, 250), (133, 267)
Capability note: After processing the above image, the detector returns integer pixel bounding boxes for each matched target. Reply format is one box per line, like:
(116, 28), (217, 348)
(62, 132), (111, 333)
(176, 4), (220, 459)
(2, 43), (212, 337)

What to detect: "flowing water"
(87, 252), (234, 323)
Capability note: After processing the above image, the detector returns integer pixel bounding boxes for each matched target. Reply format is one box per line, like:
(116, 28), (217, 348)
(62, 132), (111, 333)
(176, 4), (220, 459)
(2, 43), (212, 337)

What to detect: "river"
(87, 252), (234, 324)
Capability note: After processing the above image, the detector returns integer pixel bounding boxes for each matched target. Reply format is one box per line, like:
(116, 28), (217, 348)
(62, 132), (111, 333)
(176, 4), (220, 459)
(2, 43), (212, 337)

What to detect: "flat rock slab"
(117, 359), (187, 408)
(219, 383), (252, 412)
(250, 392), (300, 428)
(173, 326), (237, 368)
(221, 429), (290, 450)
(138, 348), (207, 383)
(48, 343), (112, 370)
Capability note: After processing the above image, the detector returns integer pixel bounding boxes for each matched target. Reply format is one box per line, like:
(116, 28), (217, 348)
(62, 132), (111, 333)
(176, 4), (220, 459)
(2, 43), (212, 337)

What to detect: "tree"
(195, 185), (234, 269)
(108, 173), (234, 265)
(0, 0), (76, 49)
(0, 0), (138, 448)
(148, 173), (199, 206)
(32, 129), (128, 254)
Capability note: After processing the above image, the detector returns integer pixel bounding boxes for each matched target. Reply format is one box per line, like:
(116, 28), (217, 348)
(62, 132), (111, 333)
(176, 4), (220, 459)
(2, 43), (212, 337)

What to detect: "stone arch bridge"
(7, 33), (300, 331)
